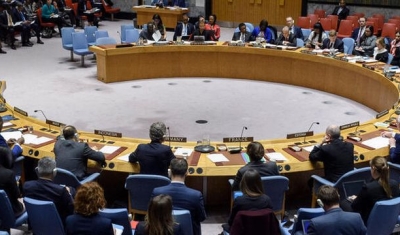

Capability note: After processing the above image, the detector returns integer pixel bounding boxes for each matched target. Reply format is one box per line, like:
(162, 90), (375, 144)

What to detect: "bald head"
(326, 125), (340, 139)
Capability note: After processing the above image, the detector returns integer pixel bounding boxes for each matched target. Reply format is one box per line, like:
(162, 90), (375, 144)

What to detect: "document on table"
(152, 30), (162, 42)
(174, 148), (193, 156)
(207, 154), (229, 162)
(362, 136), (389, 149)
(100, 145), (120, 154)
(1, 131), (22, 140)
(117, 154), (130, 162)
(266, 152), (288, 162)
(21, 134), (52, 145)
(302, 146), (315, 152)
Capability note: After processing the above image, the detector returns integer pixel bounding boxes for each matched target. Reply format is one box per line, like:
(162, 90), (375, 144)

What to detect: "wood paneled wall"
(212, 0), (303, 27)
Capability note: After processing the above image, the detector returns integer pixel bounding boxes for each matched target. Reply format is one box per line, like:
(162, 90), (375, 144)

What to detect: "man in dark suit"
(275, 26), (297, 46)
(332, 0), (350, 30)
(308, 185), (366, 235)
(232, 142), (279, 191)
(286, 16), (303, 39)
(232, 22), (253, 42)
(309, 125), (354, 183)
(173, 13), (194, 41)
(351, 17), (366, 46)
(54, 125), (105, 180)
(0, 2), (17, 50)
(23, 157), (74, 225)
(322, 29), (344, 53)
(129, 122), (175, 177)
(382, 115), (400, 164)
(152, 158), (206, 235)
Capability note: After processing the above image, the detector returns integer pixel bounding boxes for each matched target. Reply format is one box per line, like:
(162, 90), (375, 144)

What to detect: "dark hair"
(0, 146), (11, 168)
(259, 19), (269, 29)
(238, 22), (246, 29)
(149, 122), (166, 142)
(246, 141), (265, 161)
(362, 25), (374, 41)
(370, 156), (392, 198)
(74, 182), (106, 216)
(63, 125), (78, 140)
(170, 158), (188, 176)
(209, 14), (217, 24)
(317, 185), (339, 207)
(240, 169), (264, 197)
(145, 194), (174, 235)
(312, 23), (325, 43)
(152, 14), (163, 26)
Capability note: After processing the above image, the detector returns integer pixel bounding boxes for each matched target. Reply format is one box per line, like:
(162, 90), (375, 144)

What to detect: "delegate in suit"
(152, 158), (206, 235)
(286, 16), (303, 39)
(308, 185), (366, 235)
(275, 26), (297, 47)
(381, 116), (400, 163)
(231, 22), (253, 42)
(332, 0), (350, 21)
(173, 13), (194, 41)
(321, 30), (344, 53)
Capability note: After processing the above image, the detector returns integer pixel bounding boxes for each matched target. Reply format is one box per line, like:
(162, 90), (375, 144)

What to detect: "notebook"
(302, 219), (311, 234)
(343, 180), (365, 198)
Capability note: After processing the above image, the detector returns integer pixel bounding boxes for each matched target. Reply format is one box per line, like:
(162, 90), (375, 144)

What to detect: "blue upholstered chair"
(388, 162), (400, 184)
(61, 27), (76, 61)
(366, 197), (400, 235)
(23, 197), (65, 235)
(99, 208), (134, 235)
(0, 190), (28, 233)
(172, 209), (193, 235)
(388, 53), (394, 64)
(84, 26), (98, 46)
(95, 30), (109, 41)
(12, 156), (24, 182)
(72, 32), (94, 67)
(282, 207), (325, 235)
(342, 37), (355, 55)
(296, 38), (304, 47)
(311, 167), (371, 207)
(301, 28), (311, 41)
(53, 168), (100, 189)
(125, 174), (170, 219)
(121, 24), (135, 43)
(125, 29), (140, 43)
(233, 22), (254, 33)
(96, 37), (118, 45)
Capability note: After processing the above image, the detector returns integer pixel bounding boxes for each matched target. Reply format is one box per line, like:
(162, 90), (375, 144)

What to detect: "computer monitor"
(194, 35), (205, 42)
(343, 180), (365, 198)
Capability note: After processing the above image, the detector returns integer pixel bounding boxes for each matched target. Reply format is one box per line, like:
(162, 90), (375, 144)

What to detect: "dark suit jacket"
(351, 179), (399, 224)
(231, 31), (253, 42)
(308, 208), (366, 235)
(54, 139), (105, 180)
(0, 165), (24, 217)
(351, 27), (366, 42)
(173, 22), (194, 41)
(275, 33), (297, 47)
(309, 139), (354, 182)
(129, 141), (175, 177)
(332, 6), (350, 20)
(232, 160), (279, 191)
(152, 182), (206, 235)
(23, 178), (74, 225)
(135, 221), (184, 235)
(228, 194), (272, 226)
(290, 25), (303, 39)
(189, 29), (214, 41)
(66, 213), (114, 235)
(322, 38), (344, 52)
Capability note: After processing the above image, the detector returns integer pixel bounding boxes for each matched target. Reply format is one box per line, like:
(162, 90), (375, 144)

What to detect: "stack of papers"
(362, 137), (389, 149)
(99, 145), (120, 154)
(266, 152), (288, 162)
(23, 133), (53, 145)
(207, 154), (229, 163)
(117, 154), (130, 162)
(174, 148), (193, 156)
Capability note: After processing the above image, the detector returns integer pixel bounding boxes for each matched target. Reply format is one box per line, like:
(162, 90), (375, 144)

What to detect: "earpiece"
(317, 199), (324, 208)
(52, 168), (57, 177)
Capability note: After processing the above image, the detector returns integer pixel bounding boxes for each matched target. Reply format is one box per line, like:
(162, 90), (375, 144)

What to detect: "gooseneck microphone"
(117, 31), (122, 44)
(167, 126), (171, 147)
(350, 123), (378, 136)
(303, 122), (320, 143)
(34, 109), (51, 131)
(230, 126), (248, 154)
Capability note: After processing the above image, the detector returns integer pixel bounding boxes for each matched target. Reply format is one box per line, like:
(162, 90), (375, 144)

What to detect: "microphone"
(34, 109), (51, 131)
(349, 123), (378, 136)
(117, 31), (122, 44)
(303, 122), (320, 143)
(230, 126), (248, 154)
(167, 126), (171, 147)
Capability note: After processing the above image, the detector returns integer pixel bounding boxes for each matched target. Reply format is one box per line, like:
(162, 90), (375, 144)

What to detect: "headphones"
(317, 199), (324, 208)
(62, 125), (79, 141)
(52, 168), (57, 177)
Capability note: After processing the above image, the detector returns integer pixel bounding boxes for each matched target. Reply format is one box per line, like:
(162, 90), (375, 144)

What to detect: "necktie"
(6, 12), (12, 26)
(182, 23), (187, 36)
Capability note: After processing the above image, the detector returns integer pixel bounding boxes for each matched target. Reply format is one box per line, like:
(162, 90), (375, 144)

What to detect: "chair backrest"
(307, 14), (319, 27)
(23, 197), (65, 235)
(297, 16), (311, 29)
(125, 29), (140, 43)
(366, 18), (380, 35)
(125, 174), (171, 213)
(268, 25), (277, 42)
(244, 22), (254, 33)
(95, 30), (109, 40)
(96, 37), (117, 45)
(337, 20), (353, 38)
(172, 209), (193, 235)
(291, 207), (325, 234)
(388, 162), (400, 184)
(230, 208), (280, 235)
(121, 24), (135, 42)
(61, 27), (75, 48)
(296, 38), (304, 47)
(12, 156), (24, 180)
(261, 175), (289, 219)
(65, 0), (72, 7)
(381, 23), (397, 40)
(72, 32), (90, 51)
(352, 12), (365, 18)
(0, 190), (17, 231)
(342, 37), (355, 54)
(366, 197), (400, 235)
(327, 15), (338, 31)
(372, 14), (385, 30)
(346, 15), (359, 29)
(388, 53), (394, 65)
(53, 167), (82, 189)
(314, 9), (326, 19)
(334, 167), (371, 201)
(388, 19), (400, 32)
(301, 28), (311, 41)
(319, 18), (332, 31)
(36, 8), (44, 25)
(99, 208), (132, 235)
(84, 26), (98, 45)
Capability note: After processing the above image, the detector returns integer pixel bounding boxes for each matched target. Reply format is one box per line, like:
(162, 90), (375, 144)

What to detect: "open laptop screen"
(343, 180), (365, 198)
(302, 219), (311, 234)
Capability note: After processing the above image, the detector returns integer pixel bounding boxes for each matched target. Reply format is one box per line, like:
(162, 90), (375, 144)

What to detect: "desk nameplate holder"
(93, 129), (122, 144)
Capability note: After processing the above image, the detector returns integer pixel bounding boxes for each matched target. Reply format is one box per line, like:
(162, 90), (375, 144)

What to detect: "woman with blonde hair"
(135, 194), (183, 235)
(66, 182), (113, 235)
(341, 156), (399, 225)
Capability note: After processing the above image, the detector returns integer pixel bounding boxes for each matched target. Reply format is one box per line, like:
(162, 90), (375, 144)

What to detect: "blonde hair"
(370, 156), (392, 198)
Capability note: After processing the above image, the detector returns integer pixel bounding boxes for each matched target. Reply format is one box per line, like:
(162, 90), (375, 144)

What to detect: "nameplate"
(164, 136), (187, 142)
(94, 129), (122, 138)
(0, 94), (6, 103)
(286, 131), (313, 139)
(340, 121), (359, 130)
(223, 137), (254, 143)
(116, 44), (134, 48)
(228, 42), (245, 47)
(362, 64), (375, 70)
(300, 50), (317, 55)
(46, 119), (65, 127)
(14, 107), (28, 116)
(376, 109), (389, 119)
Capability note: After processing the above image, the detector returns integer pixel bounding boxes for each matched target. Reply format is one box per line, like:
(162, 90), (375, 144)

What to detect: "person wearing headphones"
(307, 185), (366, 235)
(23, 157), (74, 225)
(54, 125), (105, 180)
(129, 122), (175, 177)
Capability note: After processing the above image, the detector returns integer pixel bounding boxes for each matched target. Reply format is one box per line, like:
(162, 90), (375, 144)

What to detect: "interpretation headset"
(62, 125), (79, 141)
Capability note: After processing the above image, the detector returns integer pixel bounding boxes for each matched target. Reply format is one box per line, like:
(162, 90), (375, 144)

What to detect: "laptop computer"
(302, 219), (311, 234)
(343, 180), (365, 198)
(194, 35), (205, 42)
(181, 35), (190, 41)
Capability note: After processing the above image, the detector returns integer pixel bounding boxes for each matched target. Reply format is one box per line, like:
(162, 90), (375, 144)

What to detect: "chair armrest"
(81, 172), (100, 184)
(311, 175), (334, 187)
(15, 156), (25, 163)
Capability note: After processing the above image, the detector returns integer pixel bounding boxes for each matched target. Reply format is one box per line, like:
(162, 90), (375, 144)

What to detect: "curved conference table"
(4, 43), (399, 206)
